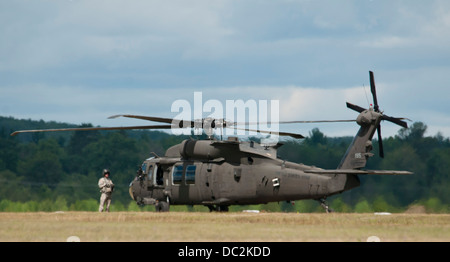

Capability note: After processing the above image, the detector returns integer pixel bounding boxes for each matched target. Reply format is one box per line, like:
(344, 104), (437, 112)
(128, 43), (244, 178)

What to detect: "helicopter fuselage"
(129, 138), (359, 211)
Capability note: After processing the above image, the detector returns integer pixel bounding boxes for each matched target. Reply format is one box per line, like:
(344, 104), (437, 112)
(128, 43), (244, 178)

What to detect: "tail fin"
(338, 71), (408, 170)
(338, 107), (380, 169)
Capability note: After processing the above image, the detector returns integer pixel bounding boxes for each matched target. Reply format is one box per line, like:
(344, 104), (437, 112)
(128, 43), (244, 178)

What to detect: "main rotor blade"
(112, 115), (355, 129)
(229, 119), (355, 126)
(109, 114), (173, 124)
(381, 115), (409, 128)
(109, 114), (194, 128)
(346, 102), (366, 113)
(369, 71), (379, 112)
(230, 127), (304, 139)
(277, 119), (356, 124)
(10, 125), (173, 136)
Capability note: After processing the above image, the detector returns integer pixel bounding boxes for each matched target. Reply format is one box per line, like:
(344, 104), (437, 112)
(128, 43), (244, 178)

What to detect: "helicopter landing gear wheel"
(155, 201), (170, 212)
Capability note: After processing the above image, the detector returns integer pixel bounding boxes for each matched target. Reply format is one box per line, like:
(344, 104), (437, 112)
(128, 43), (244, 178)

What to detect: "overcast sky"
(1, 0), (449, 139)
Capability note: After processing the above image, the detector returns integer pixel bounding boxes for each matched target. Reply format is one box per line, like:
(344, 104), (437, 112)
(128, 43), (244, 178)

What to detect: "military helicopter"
(11, 71), (412, 212)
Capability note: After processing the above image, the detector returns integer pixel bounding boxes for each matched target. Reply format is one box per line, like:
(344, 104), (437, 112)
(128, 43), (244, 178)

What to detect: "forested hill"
(0, 116), (448, 212)
(0, 116), (78, 143)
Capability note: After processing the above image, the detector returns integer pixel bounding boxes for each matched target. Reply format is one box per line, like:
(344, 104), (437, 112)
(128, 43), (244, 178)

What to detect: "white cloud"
(274, 86), (363, 121)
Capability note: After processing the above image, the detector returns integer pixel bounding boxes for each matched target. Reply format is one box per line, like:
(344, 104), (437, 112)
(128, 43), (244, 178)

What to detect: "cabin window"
(185, 165), (196, 184)
(173, 165), (183, 184)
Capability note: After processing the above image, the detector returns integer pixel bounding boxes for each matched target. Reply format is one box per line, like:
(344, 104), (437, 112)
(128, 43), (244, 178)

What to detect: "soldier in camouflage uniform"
(98, 169), (114, 212)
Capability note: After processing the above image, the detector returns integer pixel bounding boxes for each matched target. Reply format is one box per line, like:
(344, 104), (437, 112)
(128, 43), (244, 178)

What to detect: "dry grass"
(0, 212), (448, 242)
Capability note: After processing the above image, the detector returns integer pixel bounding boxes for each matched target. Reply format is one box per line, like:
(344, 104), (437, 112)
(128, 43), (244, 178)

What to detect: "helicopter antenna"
(363, 84), (371, 107)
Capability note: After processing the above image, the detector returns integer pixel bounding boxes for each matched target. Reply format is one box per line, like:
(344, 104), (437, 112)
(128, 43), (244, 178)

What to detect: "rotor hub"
(356, 109), (381, 126)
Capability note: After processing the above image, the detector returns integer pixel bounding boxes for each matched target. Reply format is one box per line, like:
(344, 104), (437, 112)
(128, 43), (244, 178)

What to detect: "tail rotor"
(346, 71), (409, 158)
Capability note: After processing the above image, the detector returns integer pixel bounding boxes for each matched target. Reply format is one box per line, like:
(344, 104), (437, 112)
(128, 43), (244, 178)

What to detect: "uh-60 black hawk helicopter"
(12, 71), (412, 212)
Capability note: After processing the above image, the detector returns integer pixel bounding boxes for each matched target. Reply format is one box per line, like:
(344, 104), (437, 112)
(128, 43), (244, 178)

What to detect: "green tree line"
(0, 116), (448, 212)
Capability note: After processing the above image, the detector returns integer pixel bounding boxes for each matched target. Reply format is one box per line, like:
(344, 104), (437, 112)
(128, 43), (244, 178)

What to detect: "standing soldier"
(98, 169), (114, 212)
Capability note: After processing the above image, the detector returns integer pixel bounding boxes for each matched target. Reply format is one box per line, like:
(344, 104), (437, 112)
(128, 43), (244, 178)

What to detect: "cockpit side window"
(141, 163), (147, 174)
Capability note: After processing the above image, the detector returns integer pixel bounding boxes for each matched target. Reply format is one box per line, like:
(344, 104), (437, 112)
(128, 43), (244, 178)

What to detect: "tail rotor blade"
(381, 115), (408, 128)
(346, 102), (366, 113)
(344, 71), (411, 158)
(377, 124), (384, 158)
(369, 71), (379, 112)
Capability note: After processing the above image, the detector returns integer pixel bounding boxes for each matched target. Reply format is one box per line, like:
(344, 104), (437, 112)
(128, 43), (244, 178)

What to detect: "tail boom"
(338, 108), (381, 170)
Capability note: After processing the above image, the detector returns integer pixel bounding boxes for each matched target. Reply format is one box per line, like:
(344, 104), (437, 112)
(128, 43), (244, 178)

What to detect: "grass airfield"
(0, 211), (448, 242)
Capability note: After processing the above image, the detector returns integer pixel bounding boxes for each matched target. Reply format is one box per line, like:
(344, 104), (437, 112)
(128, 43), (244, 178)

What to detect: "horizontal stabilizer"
(304, 169), (412, 175)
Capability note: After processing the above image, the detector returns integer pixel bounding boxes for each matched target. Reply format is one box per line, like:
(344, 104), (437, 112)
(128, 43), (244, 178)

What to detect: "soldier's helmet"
(103, 169), (110, 176)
